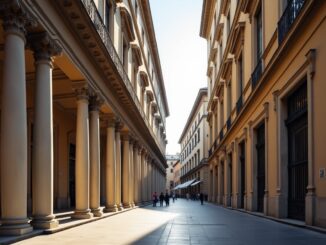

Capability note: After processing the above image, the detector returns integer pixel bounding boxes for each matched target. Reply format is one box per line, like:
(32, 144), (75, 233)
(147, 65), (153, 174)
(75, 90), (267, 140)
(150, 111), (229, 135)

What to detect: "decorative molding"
(89, 92), (104, 111)
(28, 32), (62, 63)
(118, 5), (135, 42)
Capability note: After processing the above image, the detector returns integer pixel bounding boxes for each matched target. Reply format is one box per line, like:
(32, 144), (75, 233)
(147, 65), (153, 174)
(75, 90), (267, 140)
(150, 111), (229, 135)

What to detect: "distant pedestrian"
(186, 193), (190, 201)
(199, 193), (204, 205)
(152, 192), (158, 207)
(172, 192), (175, 203)
(165, 192), (170, 206)
(159, 192), (164, 207)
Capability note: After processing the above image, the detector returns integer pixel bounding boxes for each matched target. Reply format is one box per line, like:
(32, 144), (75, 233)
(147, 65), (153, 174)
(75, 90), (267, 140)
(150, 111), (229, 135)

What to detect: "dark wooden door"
(256, 123), (265, 213)
(69, 144), (76, 208)
(287, 83), (308, 221)
(240, 142), (245, 209)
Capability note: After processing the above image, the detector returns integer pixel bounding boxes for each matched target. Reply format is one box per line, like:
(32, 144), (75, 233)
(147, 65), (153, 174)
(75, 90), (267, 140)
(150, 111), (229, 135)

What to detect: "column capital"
(121, 131), (130, 141)
(28, 32), (62, 64)
(89, 93), (104, 112)
(0, 0), (37, 40)
(72, 81), (89, 101)
(102, 113), (116, 128)
(115, 120), (124, 132)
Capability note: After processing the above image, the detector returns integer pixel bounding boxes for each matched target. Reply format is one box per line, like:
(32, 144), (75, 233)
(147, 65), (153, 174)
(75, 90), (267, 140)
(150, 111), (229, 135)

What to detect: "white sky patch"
(150, 0), (207, 155)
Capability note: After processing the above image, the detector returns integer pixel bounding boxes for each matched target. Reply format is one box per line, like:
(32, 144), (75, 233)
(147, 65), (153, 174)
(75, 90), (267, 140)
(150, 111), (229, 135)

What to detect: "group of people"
(152, 191), (176, 207)
(186, 192), (205, 205)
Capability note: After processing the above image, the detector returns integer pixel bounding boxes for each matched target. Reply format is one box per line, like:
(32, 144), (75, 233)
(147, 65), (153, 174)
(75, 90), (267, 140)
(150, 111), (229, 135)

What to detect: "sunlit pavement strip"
(15, 199), (326, 245)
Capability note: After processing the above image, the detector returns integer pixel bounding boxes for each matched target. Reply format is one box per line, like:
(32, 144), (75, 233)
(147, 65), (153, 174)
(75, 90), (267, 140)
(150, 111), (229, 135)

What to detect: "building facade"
(165, 154), (180, 193)
(173, 160), (181, 196)
(0, 0), (169, 235)
(179, 88), (209, 198)
(200, 0), (326, 228)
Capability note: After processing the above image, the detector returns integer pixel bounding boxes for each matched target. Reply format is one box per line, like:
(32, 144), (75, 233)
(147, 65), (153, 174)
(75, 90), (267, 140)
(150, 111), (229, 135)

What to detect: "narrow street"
(15, 199), (326, 245)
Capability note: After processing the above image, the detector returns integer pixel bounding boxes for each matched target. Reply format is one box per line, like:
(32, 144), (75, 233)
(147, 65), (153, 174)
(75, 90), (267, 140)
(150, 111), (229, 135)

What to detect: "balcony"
(236, 95), (243, 115)
(278, 0), (306, 44)
(251, 59), (262, 89)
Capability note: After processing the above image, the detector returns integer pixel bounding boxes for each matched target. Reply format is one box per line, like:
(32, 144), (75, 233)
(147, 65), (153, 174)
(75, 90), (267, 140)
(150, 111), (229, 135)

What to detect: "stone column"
(115, 122), (123, 210)
(29, 32), (61, 229)
(89, 95), (103, 217)
(0, 6), (34, 235)
(212, 163), (216, 203)
(129, 138), (134, 207)
(104, 114), (118, 212)
(145, 155), (149, 202)
(133, 144), (140, 205)
(148, 160), (152, 200)
(72, 83), (93, 219)
(122, 133), (131, 208)
(141, 150), (146, 203)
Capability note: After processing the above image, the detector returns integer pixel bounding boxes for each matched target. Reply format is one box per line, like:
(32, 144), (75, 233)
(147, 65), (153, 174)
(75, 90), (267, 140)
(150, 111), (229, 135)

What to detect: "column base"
(305, 190), (316, 225)
(264, 193), (269, 215)
(0, 218), (33, 236)
(123, 203), (131, 209)
(32, 215), (59, 229)
(275, 193), (287, 218)
(91, 208), (103, 217)
(103, 205), (118, 213)
(72, 209), (93, 219)
(117, 203), (124, 211)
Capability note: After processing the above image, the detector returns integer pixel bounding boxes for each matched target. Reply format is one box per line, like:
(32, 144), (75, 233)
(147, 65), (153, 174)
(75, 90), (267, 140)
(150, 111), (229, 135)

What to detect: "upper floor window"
(197, 128), (200, 142)
(135, 0), (138, 19)
(238, 52), (243, 94)
(141, 28), (145, 44)
(226, 10), (231, 36)
(122, 37), (129, 72)
(105, 0), (110, 29)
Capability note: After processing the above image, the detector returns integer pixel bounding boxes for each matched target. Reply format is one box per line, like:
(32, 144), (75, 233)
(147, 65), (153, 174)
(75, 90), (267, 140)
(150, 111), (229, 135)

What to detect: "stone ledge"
(0, 203), (152, 244)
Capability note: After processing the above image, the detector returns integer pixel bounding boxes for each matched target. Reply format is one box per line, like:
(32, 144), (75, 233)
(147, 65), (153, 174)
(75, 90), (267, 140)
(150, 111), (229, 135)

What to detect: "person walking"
(164, 192), (170, 206)
(172, 192), (175, 203)
(159, 192), (164, 207)
(152, 192), (158, 207)
(199, 192), (204, 205)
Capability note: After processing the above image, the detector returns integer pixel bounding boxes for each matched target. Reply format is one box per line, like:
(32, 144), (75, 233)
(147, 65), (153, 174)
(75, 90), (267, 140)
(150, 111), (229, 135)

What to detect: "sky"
(150, 0), (207, 155)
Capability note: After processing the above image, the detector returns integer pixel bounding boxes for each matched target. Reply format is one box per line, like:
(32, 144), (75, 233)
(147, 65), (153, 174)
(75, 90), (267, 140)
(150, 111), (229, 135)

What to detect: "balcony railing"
(80, 0), (165, 152)
(236, 95), (243, 115)
(278, 0), (306, 43)
(251, 59), (262, 89)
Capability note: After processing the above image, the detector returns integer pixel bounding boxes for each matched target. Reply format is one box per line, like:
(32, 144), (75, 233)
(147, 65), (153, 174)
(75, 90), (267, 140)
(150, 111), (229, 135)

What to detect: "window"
(197, 129), (200, 142)
(135, 0), (138, 19)
(170, 169), (173, 173)
(141, 28), (145, 44)
(238, 52), (243, 94)
(122, 37), (128, 72)
(226, 10), (231, 36)
(105, 0), (110, 29)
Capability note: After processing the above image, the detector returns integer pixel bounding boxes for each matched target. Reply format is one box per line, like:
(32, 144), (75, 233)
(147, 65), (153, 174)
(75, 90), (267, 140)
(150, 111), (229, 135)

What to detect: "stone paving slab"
(7, 199), (326, 244)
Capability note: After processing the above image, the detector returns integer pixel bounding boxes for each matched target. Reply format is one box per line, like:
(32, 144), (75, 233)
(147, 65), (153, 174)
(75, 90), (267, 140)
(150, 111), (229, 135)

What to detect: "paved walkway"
(14, 199), (326, 245)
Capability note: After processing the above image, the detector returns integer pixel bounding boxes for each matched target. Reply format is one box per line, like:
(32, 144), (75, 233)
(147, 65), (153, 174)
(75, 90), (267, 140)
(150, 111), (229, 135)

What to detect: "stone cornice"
(199, 0), (215, 38)
(139, 0), (169, 117)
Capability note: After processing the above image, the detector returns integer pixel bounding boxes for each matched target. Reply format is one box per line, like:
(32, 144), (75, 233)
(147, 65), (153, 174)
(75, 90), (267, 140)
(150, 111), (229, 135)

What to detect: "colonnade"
(0, 8), (166, 236)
